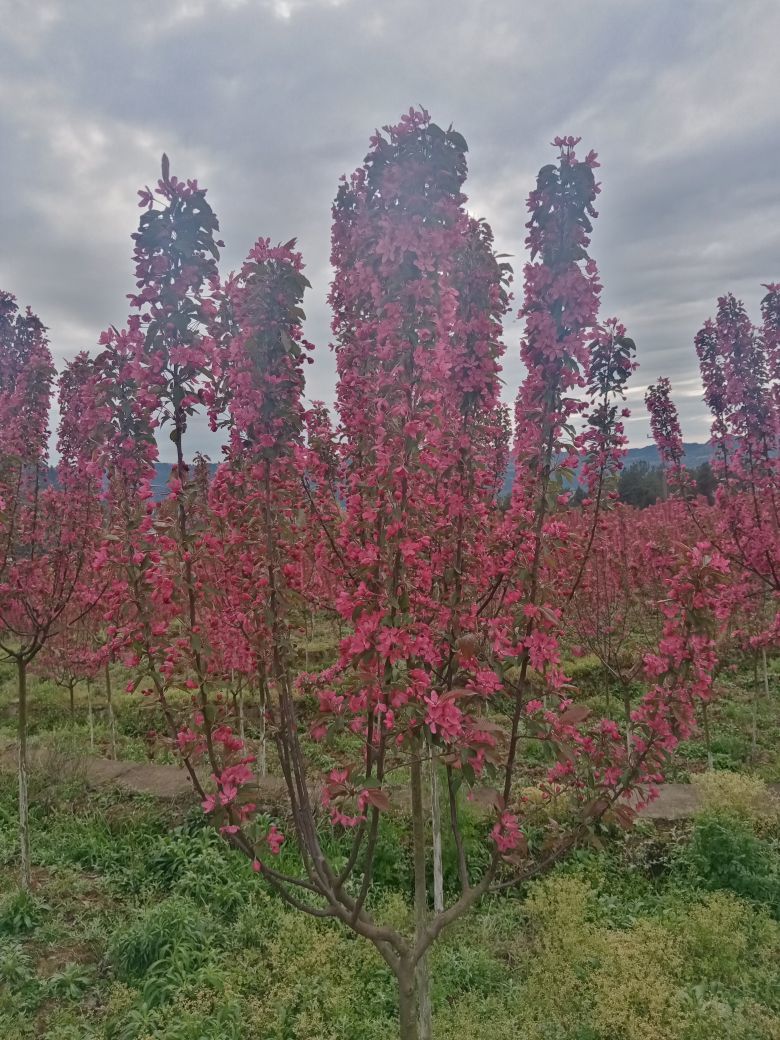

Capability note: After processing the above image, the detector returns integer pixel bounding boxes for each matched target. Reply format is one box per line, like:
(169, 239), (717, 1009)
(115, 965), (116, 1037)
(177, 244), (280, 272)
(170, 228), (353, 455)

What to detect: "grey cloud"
(1, 0), (778, 459)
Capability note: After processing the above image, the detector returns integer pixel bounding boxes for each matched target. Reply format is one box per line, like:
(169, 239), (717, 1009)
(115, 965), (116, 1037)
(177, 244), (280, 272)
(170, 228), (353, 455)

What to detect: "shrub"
(677, 811), (780, 915)
(692, 770), (778, 829)
(431, 942), (504, 1001)
(499, 872), (780, 1040)
(676, 891), (777, 987)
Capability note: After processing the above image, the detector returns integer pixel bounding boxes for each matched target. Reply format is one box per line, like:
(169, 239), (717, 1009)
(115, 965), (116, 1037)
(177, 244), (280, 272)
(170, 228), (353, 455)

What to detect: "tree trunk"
(416, 939), (432, 1039)
(69, 679), (75, 718)
(623, 689), (632, 755)
(429, 743), (444, 913)
(752, 651), (759, 762)
(410, 737), (432, 1040)
(17, 657), (31, 890)
(237, 682), (245, 744)
(86, 679), (94, 751)
(702, 701), (714, 770)
(398, 969), (420, 1040)
(257, 679), (267, 778)
(105, 660), (116, 760)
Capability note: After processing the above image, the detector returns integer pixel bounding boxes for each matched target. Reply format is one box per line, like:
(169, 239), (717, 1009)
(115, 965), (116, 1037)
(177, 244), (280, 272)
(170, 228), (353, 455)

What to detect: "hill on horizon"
(147, 442), (713, 501)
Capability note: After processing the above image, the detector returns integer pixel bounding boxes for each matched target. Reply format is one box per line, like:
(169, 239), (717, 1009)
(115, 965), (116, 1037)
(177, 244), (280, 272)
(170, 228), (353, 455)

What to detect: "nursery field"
(1, 657), (779, 1040)
(3, 111), (780, 1040)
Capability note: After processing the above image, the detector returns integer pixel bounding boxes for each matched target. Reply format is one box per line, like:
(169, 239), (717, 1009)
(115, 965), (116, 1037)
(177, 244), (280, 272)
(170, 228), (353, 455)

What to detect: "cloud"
(1, 0), (777, 458)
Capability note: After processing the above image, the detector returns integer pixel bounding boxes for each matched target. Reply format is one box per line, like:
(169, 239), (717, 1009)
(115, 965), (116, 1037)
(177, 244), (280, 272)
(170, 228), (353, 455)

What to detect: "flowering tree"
(567, 507), (667, 740)
(692, 288), (780, 741)
(645, 376), (690, 498)
(186, 121), (710, 1039)
(88, 158), (232, 813)
(202, 238), (314, 777)
(696, 291), (779, 595)
(0, 298), (104, 887)
(82, 123), (727, 1040)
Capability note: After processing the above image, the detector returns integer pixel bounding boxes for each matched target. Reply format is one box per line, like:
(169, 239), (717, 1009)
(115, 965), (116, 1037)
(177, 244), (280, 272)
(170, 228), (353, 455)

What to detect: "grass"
(0, 650), (778, 1037)
(0, 768), (779, 1038)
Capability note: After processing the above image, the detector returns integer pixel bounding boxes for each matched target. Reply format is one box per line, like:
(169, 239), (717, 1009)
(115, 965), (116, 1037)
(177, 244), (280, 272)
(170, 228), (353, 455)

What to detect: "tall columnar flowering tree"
(50, 353), (116, 745)
(645, 376), (688, 497)
(87, 126), (726, 1040)
(690, 288), (780, 713)
(184, 120), (696, 1040)
(204, 238), (313, 784)
(695, 291), (779, 595)
(0, 298), (104, 887)
(323, 114), (513, 1033)
(563, 318), (636, 601)
(92, 158), (228, 806)
(0, 293), (53, 888)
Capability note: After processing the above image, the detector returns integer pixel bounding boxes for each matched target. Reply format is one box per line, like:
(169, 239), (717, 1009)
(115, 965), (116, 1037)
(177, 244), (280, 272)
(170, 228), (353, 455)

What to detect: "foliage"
(0, 775), (778, 1038)
(675, 811), (780, 915)
(0, 889), (47, 936)
(692, 769), (778, 828)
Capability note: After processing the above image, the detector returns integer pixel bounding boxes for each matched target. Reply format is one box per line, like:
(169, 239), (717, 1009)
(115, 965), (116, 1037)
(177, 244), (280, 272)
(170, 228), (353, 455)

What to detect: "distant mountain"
(622, 442), (712, 469)
(498, 442), (712, 498)
(147, 445), (714, 502)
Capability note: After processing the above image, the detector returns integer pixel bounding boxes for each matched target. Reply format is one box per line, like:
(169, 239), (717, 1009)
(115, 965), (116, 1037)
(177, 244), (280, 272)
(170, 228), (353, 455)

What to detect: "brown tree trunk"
(18, 657), (31, 890)
(702, 701), (714, 770)
(257, 677), (267, 778)
(429, 742), (444, 913)
(397, 968), (420, 1040)
(86, 678), (94, 751)
(105, 660), (116, 759)
(623, 688), (632, 754)
(410, 736), (432, 1040)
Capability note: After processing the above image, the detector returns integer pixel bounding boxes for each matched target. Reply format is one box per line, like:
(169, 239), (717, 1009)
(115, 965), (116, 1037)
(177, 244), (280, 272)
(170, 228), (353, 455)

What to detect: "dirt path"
(0, 739), (710, 820)
(0, 740), (291, 809)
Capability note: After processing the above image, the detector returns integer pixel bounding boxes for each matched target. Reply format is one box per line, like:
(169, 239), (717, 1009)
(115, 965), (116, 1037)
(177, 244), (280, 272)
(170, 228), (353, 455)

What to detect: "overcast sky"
(2, 0), (778, 458)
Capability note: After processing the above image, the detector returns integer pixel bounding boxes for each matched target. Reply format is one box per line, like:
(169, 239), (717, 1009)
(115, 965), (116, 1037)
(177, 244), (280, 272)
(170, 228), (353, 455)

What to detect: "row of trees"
(1, 111), (777, 1039)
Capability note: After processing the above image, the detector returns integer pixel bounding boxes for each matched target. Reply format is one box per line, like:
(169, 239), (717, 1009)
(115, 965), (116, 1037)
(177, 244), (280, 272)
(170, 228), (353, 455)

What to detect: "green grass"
(0, 651), (779, 1037)
(0, 762), (778, 1038)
